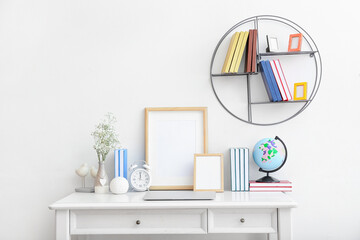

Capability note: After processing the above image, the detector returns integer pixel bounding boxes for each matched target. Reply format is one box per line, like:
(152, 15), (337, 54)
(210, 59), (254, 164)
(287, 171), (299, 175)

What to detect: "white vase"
(94, 161), (109, 194)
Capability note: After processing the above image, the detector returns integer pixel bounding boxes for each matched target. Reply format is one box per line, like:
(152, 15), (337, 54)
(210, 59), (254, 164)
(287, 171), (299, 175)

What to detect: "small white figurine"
(75, 163), (94, 193)
(90, 166), (98, 178)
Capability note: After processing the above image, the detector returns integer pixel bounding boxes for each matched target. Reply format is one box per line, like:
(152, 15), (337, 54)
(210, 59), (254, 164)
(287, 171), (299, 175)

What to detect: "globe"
(253, 136), (287, 182)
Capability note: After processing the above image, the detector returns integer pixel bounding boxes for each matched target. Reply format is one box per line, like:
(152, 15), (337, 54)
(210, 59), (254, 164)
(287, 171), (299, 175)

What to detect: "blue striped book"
(230, 147), (250, 192)
(114, 149), (128, 179)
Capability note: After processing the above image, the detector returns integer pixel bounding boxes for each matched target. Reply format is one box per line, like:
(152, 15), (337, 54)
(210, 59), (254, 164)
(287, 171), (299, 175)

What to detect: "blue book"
(114, 149), (128, 179)
(263, 61), (279, 101)
(259, 61), (274, 102)
(265, 60), (282, 101)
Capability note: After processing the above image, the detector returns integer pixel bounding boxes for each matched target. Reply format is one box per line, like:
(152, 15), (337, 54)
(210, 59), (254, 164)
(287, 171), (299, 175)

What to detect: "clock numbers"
(130, 169), (151, 191)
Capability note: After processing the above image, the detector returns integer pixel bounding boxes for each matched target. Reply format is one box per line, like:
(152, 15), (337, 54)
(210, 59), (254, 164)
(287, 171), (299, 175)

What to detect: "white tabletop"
(49, 191), (297, 210)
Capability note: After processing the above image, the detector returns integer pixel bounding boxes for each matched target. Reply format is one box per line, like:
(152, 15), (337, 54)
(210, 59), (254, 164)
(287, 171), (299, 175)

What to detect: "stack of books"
(222, 29), (257, 74)
(259, 59), (293, 102)
(249, 180), (292, 192)
(114, 149), (128, 179)
(230, 148), (249, 191)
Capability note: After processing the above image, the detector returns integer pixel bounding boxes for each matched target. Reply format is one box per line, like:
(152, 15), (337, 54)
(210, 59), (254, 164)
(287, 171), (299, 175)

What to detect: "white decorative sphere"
(110, 177), (129, 194)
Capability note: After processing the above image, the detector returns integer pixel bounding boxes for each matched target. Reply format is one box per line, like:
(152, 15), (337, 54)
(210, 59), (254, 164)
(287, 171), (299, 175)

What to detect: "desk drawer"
(70, 209), (207, 235)
(208, 208), (277, 233)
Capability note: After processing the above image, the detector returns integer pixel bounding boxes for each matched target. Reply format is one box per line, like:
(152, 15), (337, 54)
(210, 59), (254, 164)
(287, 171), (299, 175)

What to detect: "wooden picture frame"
(288, 33), (302, 52)
(145, 107), (208, 190)
(193, 154), (224, 192)
(266, 35), (279, 52)
(294, 82), (307, 100)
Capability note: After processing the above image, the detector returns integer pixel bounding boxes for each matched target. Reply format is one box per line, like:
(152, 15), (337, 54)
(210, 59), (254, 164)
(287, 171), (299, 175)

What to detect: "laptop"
(143, 191), (216, 201)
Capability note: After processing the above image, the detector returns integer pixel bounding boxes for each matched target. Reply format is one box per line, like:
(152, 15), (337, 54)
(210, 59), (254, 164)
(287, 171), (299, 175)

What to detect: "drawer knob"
(136, 220), (141, 225)
(240, 218), (245, 223)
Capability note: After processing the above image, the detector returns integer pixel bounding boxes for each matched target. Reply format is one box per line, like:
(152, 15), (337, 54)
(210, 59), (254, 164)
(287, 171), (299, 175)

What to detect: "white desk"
(49, 191), (297, 240)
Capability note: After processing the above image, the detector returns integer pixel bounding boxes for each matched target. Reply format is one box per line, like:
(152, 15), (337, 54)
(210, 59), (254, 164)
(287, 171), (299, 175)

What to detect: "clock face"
(130, 169), (151, 191)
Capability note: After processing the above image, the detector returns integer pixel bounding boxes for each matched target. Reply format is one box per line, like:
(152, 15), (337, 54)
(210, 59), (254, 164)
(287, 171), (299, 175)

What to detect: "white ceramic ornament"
(90, 166), (98, 178)
(75, 163), (94, 193)
(75, 163), (89, 177)
(110, 177), (129, 194)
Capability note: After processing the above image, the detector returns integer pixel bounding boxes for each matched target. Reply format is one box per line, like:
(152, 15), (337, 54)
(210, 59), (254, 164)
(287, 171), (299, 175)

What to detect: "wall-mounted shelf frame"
(210, 15), (322, 126)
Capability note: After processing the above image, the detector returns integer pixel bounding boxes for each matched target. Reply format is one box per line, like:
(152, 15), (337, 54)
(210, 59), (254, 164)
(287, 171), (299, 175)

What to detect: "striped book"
(249, 180), (292, 192)
(230, 148), (249, 191)
(114, 149), (128, 179)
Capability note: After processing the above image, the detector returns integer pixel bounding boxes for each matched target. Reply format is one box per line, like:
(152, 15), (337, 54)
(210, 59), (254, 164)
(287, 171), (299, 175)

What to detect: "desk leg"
(277, 208), (292, 240)
(55, 210), (71, 240)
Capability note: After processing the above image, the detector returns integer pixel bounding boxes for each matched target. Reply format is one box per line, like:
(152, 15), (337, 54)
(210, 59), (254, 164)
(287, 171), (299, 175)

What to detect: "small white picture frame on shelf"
(266, 35), (279, 52)
(194, 154), (224, 192)
(145, 107), (208, 190)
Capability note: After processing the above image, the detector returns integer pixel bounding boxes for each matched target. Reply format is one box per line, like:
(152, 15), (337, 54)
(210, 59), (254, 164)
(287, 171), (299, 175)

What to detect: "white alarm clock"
(128, 161), (151, 191)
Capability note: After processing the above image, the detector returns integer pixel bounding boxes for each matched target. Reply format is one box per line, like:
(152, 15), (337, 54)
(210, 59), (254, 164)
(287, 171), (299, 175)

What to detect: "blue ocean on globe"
(253, 138), (286, 171)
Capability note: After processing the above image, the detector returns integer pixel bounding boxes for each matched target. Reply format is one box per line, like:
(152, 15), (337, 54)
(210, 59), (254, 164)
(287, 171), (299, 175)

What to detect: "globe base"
(256, 175), (280, 183)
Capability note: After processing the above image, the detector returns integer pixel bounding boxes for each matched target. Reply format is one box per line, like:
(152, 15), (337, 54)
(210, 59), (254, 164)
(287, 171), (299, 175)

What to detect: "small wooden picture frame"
(266, 35), (279, 52)
(193, 154), (224, 192)
(294, 82), (307, 100)
(288, 33), (302, 52)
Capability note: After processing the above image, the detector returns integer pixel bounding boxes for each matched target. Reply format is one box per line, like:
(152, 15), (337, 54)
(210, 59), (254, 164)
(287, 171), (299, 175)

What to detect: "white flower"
(91, 113), (120, 162)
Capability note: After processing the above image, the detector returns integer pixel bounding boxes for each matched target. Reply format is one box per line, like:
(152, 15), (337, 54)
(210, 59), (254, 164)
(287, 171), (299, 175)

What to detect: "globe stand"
(256, 172), (280, 183)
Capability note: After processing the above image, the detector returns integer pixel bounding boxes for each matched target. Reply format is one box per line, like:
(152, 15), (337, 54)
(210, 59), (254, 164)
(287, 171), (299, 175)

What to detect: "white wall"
(0, 0), (359, 239)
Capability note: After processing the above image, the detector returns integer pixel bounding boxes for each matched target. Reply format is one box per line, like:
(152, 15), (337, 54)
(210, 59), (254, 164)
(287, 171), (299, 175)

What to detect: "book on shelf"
(259, 60), (281, 102)
(259, 61), (274, 102)
(265, 60), (282, 101)
(270, 60), (288, 101)
(249, 180), (292, 192)
(245, 30), (254, 73)
(232, 31), (249, 73)
(221, 32), (240, 73)
(230, 147), (249, 191)
(251, 29), (258, 73)
(229, 31), (245, 73)
(114, 149), (128, 179)
(274, 59), (293, 100)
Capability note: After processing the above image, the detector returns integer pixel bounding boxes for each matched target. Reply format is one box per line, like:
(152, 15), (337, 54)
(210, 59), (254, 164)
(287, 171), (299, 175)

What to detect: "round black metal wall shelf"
(210, 15), (322, 126)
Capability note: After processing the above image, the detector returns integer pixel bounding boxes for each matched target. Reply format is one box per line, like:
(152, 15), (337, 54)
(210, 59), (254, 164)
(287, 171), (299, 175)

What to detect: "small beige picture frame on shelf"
(193, 154), (224, 192)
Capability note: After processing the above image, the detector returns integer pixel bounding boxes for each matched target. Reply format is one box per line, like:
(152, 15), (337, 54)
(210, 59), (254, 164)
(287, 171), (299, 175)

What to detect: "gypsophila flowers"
(91, 113), (120, 162)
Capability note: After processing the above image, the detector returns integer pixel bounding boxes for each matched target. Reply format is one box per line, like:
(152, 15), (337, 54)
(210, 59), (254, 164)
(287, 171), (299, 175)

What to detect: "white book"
(250, 188), (292, 192)
(235, 149), (240, 191)
(244, 148), (249, 191)
(114, 149), (119, 177)
(240, 148), (245, 191)
(275, 59), (293, 100)
(249, 180), (292, 187)
(119, 150), (124, 177)
(230, 148), (236, 191)
(270, 60), (288, 101)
